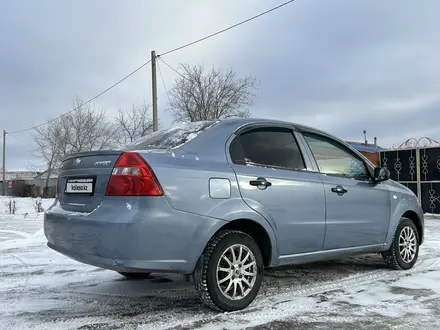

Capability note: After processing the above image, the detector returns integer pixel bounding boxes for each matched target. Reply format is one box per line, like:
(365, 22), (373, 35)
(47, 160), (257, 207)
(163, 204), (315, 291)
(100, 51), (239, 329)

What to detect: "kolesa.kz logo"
(71, 185), (88, 191)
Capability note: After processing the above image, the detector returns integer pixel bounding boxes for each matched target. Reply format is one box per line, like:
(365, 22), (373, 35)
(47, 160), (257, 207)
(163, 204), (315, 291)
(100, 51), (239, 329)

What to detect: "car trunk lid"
(58, 151), (122, 213)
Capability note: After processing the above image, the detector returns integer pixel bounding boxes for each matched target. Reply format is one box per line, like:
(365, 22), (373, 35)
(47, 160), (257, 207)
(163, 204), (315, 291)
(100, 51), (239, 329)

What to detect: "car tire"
(381, 217), (419, 270)
(195, 230), (264, 312)
(117, 272), (152, 279)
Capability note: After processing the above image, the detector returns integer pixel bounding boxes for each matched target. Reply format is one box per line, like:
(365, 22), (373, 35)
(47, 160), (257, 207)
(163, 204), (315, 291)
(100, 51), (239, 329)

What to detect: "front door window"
(303, 134), (368, 180)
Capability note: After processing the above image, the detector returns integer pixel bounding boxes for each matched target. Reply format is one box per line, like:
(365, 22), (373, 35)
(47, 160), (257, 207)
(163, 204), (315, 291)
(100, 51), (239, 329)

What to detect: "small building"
(29, 170), (59, 197)
(0, 170), (38, 181)
(346, 141), (383, 166)
(0, 169), (58, 197)
(0, 171), (38, 194)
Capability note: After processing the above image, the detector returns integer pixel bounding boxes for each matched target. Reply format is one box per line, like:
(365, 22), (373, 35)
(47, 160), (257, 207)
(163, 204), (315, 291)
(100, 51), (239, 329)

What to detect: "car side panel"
(143, 153), (243, 217)
(384, 180), (425, 247)
(319, 176), (391, 249)
(205, 201), (279, 266)
(232, 165), (326, 256)
(296, 131), (392, 249)
(137, 153), (280, 265)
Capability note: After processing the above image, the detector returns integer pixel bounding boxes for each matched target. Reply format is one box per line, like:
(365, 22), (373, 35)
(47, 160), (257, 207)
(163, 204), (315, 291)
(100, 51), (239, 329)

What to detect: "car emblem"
(74, 158), (82, 166)
(94, 160), (112, 166)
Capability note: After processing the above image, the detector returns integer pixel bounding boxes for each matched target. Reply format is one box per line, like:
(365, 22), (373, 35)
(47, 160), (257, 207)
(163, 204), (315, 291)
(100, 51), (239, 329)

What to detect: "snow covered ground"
(1, 197), (440, 330)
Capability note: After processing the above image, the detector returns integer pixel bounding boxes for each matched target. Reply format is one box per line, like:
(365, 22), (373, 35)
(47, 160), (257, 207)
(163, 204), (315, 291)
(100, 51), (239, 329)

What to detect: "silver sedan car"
(44, 118), (424, 312)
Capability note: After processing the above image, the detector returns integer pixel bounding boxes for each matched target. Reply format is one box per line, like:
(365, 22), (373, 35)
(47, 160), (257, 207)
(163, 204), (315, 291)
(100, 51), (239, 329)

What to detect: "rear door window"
(230, 127), (305, 170)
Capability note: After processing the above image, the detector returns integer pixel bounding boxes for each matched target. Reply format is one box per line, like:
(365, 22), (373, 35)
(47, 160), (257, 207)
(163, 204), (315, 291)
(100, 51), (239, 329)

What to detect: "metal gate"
(380, 139), (440, 214)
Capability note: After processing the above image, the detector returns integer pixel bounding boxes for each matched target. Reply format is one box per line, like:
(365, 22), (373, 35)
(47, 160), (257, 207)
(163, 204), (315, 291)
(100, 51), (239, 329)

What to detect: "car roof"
(213, 117), (331, 137)
(206, 118), (374, 167)
(167, 117), (345, 162)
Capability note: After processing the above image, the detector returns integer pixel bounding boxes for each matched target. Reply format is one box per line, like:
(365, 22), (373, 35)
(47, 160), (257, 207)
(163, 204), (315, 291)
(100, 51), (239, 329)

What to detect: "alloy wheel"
(398, 226), (417, 263)
(216, 244), (258, 300)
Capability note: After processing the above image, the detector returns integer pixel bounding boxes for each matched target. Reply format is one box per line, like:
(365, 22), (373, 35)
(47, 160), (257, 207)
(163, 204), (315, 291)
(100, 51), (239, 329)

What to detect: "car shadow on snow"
(13, 254), (392, 328)
(72, 253), (387, 299)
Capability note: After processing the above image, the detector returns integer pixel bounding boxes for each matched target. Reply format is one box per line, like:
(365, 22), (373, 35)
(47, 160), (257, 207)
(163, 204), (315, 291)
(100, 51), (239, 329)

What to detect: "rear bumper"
(47, 242), (189, 273)
(44, 197), (226, 274)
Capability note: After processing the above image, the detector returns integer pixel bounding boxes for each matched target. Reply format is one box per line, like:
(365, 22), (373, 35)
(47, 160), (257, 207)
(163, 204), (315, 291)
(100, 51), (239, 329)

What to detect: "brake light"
(105, 152), (163, 196)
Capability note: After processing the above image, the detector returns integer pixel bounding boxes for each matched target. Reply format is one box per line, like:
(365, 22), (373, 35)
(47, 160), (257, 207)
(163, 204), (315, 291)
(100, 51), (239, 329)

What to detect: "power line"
(156, 60), (172, 106)
(157, 57), (188, 81)
(6, 133), (36, 151)
(8, 1), (295, 135)
(159, 0), (295, 57)
(8, 59), (152, 135)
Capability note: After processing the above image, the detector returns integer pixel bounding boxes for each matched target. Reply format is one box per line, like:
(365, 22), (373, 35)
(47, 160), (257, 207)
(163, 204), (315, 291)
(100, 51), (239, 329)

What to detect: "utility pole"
(2, 130), (6, 196)
(151, 50), (158, 132)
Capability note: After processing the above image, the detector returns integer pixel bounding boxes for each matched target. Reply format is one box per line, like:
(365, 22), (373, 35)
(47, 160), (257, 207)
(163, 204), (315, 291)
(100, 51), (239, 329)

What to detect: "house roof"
(348, 143), (384, 153)
(0, 171), (39, 181)
(33, 169), (59, 180)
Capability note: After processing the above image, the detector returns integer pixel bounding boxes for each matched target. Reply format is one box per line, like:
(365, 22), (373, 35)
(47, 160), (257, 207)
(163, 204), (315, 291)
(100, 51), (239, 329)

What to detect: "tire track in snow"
(3, 219), (439, 330)
(146, 254), (440, 330)
(0, 230), (31, 238)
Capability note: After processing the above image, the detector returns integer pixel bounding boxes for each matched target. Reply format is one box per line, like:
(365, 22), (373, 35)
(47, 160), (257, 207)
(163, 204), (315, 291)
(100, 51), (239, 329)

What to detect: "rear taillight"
(56, 176), (60, 198)
(105, 152), (163, 196)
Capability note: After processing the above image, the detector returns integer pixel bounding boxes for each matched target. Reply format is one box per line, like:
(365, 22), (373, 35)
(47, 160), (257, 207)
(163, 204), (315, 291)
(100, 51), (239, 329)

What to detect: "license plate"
(65, 178), (94, 194)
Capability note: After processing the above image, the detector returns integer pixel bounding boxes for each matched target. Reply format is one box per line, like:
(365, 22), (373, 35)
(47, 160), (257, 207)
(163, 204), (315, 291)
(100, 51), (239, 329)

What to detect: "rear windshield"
(123, 121), (215, 151)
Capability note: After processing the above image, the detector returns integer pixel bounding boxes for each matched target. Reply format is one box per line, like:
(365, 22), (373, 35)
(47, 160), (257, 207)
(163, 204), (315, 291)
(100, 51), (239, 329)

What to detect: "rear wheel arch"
(402, 210), (423, 245)
(212, 219), (273, 267)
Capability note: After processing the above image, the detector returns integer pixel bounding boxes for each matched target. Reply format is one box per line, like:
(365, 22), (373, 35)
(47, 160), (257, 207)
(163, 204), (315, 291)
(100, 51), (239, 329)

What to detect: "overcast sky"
(1, 0), (438, 170)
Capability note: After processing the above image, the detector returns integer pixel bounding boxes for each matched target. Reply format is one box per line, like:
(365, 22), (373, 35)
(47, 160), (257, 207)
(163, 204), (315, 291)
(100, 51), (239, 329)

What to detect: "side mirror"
(374, 167), (390, 182)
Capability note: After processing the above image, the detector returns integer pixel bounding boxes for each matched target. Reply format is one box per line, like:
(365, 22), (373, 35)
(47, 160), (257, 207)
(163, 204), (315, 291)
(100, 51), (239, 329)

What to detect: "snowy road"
(1, 198), (440, 329)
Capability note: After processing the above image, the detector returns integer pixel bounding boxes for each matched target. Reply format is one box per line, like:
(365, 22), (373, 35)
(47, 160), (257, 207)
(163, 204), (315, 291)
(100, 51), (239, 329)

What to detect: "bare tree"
(169, 63), (258, 122)
(33, 97), (116, 195)
(61, 98), (115, 153)
(33, 117), (66, 197)
(114, 102), (154, 146)
(34, 116), (65, 172)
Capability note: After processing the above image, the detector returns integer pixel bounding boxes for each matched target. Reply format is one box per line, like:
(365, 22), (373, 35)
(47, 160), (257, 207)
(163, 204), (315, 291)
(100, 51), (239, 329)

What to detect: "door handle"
(331, 185), (347, 194)
(249, 177), (272, 190)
